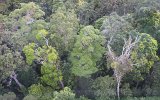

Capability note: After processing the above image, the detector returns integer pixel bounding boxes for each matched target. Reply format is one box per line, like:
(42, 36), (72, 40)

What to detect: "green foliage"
(53, 87), (76, 100)
(36, 29), (48, 41)
(40, 62), (62, 88)
(36, 46), (62, 88)
(27, 18), (49, 46)
(0, 92), (16, 100)
(92, 76), (116, 100)
(0, 2), (8, 14)
(121, 83), (133, 97)
(35, 45), (58, 63)
(0, 84), (6, 95)
(52, 86), (90, 100)
(9, 2), (44, 19)
(141, 62), (160, 96)
(51, 0), (64, 13)
(18, 68), (38, 87)
(78, 96), (91, 100)
(1, 1), (160, 100)
(101, 13), (133, 36)
(28, 86), (90, 100)
(50, 6), (79, 55)
(133, 7), (160, 35)
(0, 0), (22, 14)
(28, 83), (53, 100)
(122, 97), (160, 100)
(23, 95), (37, 100)
(23, 43), (62, 88)
(100, 12), (133, 55)
(101, 12), (159, 82)
(23, 43), (35, 65)
(149, 63), (160, 96)
(0, 43), (27, 80)
(28, 84), (44, 97)
(133, 7), (160, 50)
(94, 16), (107, 29)
(77, 0), (143, 24)
(129, 33), (159, 81)
(6, 2), (45, 50)
(70, 25), (105, 76)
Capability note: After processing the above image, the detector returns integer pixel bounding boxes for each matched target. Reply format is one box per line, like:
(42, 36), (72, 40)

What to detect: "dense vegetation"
(0, 0), (160, 100)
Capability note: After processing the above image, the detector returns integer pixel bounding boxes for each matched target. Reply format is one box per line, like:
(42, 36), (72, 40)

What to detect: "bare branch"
(122, 38), (127, 55)
(107, 36), (116, 60)
(106, 35), (141, 100)
(10, 71), (23, 88)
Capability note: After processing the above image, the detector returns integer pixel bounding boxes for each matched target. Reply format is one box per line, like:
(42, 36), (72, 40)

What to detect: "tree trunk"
(117, 78), (121, 100)
(10, 71), (23, 88)
(60, 80), (64, 89)
(56, 64), (64, 89)
(12, 77), (23, 88)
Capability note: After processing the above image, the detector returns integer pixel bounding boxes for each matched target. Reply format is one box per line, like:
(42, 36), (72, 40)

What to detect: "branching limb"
(10, 71), (23, 88)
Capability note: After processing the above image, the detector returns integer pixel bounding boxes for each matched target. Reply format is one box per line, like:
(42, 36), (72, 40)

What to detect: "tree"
(132, 7), (160, 55)
(28, 86), (90, 100)
(23, 43), (63, 89)
(69, 25), (105, 77)
(28, 83), (53, 100)
(0, 92), (16, 100)
(100, 12), (133, 55)
(49, 6), (79, 56)
(133, 7), (160, 36)
(0, 36), (27, 91)
(23, 95), (37, 100)
(101, 13), (158, 99)
(6, 2), (45, 50)
(0, 0), (21, 15)
(100, 13), (159, 92)
(92, 76), (116, 100)
(53, 87), (76, 100)
(128, 33), (159, 82)
(142, 62), (160, 96)
(23, 26), (64, 89)
(76, 0), (144, 25)
(0, 12), (29, 95)
(106, 35), (141, 100)
(53, 87), (90, 100)
(106, 32), (159, 99)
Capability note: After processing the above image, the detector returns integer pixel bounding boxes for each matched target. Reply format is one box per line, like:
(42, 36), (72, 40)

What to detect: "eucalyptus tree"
(106, 35), (140, 100)
(101, 13), (158, 81)
(100, 13), (159, 99)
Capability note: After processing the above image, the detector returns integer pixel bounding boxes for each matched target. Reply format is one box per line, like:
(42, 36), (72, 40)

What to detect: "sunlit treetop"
(9, 2), (45, 19)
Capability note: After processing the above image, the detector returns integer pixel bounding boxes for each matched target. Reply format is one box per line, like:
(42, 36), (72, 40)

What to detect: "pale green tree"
(69, 25), (105, 77)
(7, 2), (45, 50)
(49, 6), (79, 56)
(23, 29), (64, 89)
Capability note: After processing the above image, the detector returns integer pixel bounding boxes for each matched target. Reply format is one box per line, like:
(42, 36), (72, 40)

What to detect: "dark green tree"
(49, 6), (79, 56)
(92, 76), (116, 100)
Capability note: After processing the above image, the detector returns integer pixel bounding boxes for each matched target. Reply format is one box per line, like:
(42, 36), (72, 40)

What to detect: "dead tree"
(106, 35), (140, 100)
(8, 71), (27, 94)
(9, 71), (23, 88)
